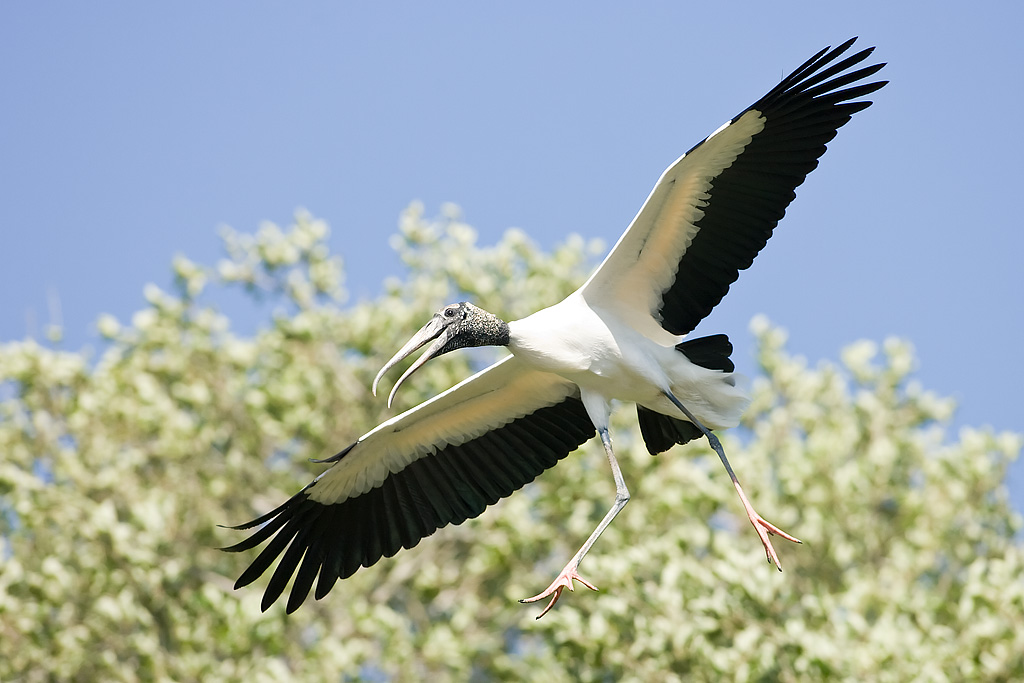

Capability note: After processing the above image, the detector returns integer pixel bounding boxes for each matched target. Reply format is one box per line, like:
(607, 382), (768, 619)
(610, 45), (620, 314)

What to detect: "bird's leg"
(663, 391), (801, 569)
(520, 428), (629, 619)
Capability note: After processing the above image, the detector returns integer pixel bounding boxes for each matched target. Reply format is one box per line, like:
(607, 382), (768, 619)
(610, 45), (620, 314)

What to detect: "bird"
(224, 38), (886, 617)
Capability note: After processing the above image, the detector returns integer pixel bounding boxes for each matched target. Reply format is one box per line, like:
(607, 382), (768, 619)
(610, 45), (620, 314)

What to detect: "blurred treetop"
(1, 206), (1021, 682)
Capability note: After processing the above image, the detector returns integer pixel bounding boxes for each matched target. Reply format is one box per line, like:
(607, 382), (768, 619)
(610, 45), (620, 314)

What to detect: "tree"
(1, 206), (1021, 681)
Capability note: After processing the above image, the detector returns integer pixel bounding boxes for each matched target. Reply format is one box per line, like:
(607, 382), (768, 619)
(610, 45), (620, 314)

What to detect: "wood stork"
(224, 38), (886, 617)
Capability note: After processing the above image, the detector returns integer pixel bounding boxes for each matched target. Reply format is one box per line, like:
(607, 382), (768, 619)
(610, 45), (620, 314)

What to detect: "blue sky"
(2, 4), (1022, 505)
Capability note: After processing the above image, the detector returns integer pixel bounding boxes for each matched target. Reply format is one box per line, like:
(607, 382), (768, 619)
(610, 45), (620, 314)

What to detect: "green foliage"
(1, 206), (1020, 681)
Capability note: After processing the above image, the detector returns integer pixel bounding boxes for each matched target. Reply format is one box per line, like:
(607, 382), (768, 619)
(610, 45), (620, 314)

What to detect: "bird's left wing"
(579, 38), (886, 342)
(223, 355), (595, 613)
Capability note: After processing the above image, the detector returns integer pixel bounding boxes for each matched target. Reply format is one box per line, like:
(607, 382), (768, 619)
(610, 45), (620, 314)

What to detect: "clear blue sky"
(2, 4), (1022, 504)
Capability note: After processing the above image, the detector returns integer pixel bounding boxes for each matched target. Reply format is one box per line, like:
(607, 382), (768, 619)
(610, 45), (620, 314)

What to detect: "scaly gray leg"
(520, 428), (629, 619)
(663, 390), (801, 569)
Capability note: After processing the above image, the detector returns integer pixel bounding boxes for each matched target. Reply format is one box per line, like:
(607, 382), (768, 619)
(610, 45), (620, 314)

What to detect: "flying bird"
(225, 38), (886, 617)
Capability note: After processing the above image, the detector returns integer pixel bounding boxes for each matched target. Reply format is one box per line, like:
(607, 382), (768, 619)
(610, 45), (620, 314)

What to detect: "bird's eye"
(444, 307), (458, 318)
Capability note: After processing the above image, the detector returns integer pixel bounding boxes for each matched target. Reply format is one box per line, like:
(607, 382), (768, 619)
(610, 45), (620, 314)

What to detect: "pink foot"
(520, 564), (599, 619)
(749, 511), (801, 570)
(732, 480), (801, 569)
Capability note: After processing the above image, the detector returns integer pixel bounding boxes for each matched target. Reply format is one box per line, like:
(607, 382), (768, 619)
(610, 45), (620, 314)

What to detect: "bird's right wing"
(223, 354), (595, 613)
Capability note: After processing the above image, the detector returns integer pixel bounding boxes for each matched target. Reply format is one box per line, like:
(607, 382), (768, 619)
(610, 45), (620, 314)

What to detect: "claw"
(520, 566), (598, 619)
(733, 482), (802, 571)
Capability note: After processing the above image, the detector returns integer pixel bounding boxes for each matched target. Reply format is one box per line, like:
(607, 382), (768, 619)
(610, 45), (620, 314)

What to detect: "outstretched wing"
(223, 355), (595, 613)
(580, 38), (886, 342)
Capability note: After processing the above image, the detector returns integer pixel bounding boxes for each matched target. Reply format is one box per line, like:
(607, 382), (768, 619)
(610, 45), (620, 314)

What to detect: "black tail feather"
(636, 334), (733, 455)
(675, 334), (734, 372)
(637, 405), (703, 455)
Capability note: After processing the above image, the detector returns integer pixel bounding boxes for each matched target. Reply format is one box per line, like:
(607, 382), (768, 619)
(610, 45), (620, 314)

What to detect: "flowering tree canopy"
(1, 207), (1021, 681)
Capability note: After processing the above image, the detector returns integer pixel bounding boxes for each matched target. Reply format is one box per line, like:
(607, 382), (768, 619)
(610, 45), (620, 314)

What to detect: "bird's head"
(373, 302), (510, 407)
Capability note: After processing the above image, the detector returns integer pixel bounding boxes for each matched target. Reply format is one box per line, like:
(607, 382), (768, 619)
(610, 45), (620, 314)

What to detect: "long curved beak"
(372, 315), (452, 408)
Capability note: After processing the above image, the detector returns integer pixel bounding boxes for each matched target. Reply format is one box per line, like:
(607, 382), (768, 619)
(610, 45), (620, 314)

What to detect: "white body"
(508, 292), (748, 433)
